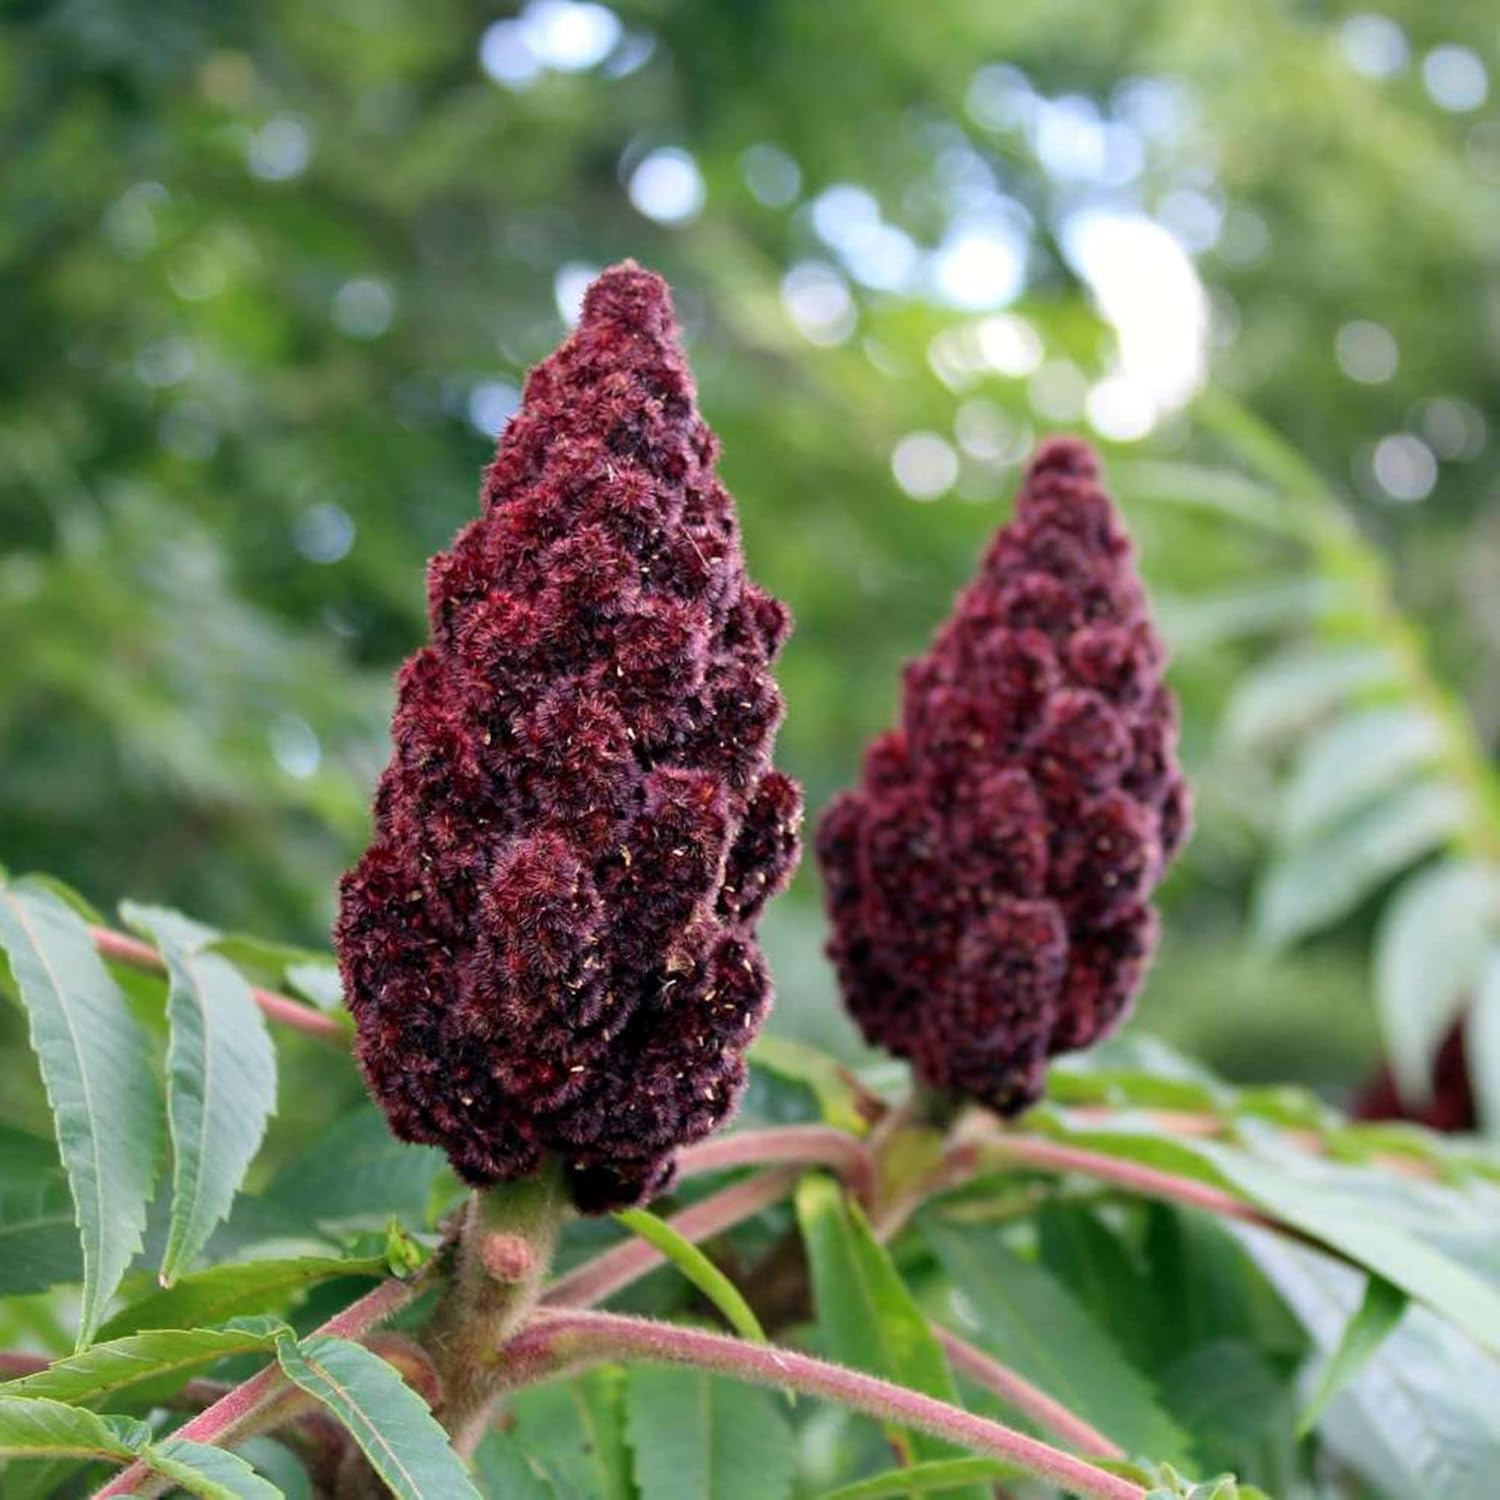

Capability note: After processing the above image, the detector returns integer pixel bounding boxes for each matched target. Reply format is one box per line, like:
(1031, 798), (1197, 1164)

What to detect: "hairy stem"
(90, 926), (345, 1042)
(543, 1166), (801, 1309)
(499, 1309), (1147, 1500)
(972, 1132), (1282, 1231)
(94, 1278), (414, 1498)
(417, 1165), (567, 1456)
(677, 1126), (875, 1202)
(935, 1326), (1124, 1459)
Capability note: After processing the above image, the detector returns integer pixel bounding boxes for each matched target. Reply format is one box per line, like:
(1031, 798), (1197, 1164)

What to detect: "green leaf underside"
(614, 1207), (767, 1344)
(1372, 860), (1500, 1104)
(274, 1333), (480, 1500)
(0, 1394), (148, 1460)
(1030, 1117), (1500, 1359)
(1254, 780), (1467, 948)
(0, 1321), (287, 1406)
(815, 1457), (1023, 1500)
(99, 1254), (387, 1341)
(0, 882), (162, 1346)
(624, 1364), (794, 1500)
(1297, 1275), (1408, 1435)
(124, 902), (278, 1286)
(796, 1174), (984, 1493)
(144, 1437), (282, 1499)
(0, 1145), (82, 1295)
(923, 1222), (1193, 1467)
(1236, 1227), (1500, 1499)
(1468, 952), (1500, 1136)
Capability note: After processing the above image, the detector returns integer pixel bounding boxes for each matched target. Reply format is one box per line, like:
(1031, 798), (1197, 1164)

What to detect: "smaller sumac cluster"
(818, 437), (1189, 1113)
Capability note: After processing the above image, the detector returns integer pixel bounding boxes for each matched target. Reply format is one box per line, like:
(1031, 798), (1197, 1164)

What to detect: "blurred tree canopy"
(3, 0), (1497, 1092)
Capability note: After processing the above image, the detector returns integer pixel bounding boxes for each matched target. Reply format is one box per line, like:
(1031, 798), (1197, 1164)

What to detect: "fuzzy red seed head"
(816, 437), (1189, 1114)
(336, 263), (802, 1211)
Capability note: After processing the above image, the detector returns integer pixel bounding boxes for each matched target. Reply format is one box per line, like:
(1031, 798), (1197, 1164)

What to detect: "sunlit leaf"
(0, 881), (162, 1345)
(123, 902), (277, 1285)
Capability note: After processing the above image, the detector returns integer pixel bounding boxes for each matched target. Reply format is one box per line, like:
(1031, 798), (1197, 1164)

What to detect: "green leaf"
(796, 1175), (980, 1489)
(274, 1333), (480, 1500)
(1373, 859), (1500, 1103)
(100, 1254), (386, 1340)
(262, 1106), (445, 1231)
(1276, 706), (1443, 842)
(285, 961), (343, 1011)
(1112, 460), (1308, 538)
(1467, 951), (1500, 1136)
(123, 902), (278, 1285)
(473, 1429), (566, 1500)
(1297, 1275), (1407, 1435)
(815, 1458), (1022, 1500)
(624, 1364), (793, 1500)
(1237, 1227), (1500, 1499)
(614, 1207), (767, 1344)
(923, 1221), (1192, 1467)
(1222, 645), (1399, 755)
(1, 1321), (287, 1407)
(1156, 578), (1347, 654)
(0, 880), (162, 1345)
(0, 1125), (82, 1296)
(1253, 780), (1467, 948)
(750, 1035), (869, 1136)
(0, 1394), (148, 1461)
(506, 1369), (632, 1500)
(144, 1437), (282, 1499)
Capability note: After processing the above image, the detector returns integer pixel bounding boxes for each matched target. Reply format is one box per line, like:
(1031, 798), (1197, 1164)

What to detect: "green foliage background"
(4, 0), (1499, 1099)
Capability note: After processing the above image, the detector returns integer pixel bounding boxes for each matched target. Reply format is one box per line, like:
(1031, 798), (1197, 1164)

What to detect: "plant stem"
(935, 1326), (1124, 1459)
(543, 1166), (801, 1309)
(90, 926), (345, 1042)
(499, 1309), (1147, 1500)
(417, 1165), (567, 1455)
(974, 1132), (1279, 1229)
(92, 1278), (414, 1498)
(678, 1125), (875, 1202)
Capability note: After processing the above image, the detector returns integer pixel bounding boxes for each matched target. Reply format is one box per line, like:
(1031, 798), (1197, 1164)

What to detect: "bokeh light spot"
(333, 278), (396, 339)
(891, 432), (959, 501)
(780, 261), (856, 345)
(1423, 45), (1488, 112)
(1370, 433), (1437, 502)
(1335, 320), (1398, 383)
(628, 147), (706, 224)
(740, 144), (801, 207)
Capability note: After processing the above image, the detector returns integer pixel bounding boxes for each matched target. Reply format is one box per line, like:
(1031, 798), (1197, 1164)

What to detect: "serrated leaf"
(1297, 1275), (1407, 1435)
(1467, 952), (1500, 1137)
(815, 1458), (1022, 1500)
(1, 1321), (287, 1406)
(923, 1222), (1192, 1467)
(1276, 707), (1443, 842)
(506, 1368), (631, 1500)
(797, 1175), (982, 1492)
(1373, 859), (1500, 1105)
(1222, 645), (1399, 754)
(144, 1437), (282, 1498)
(624, 1364), (793, 1500)
(263, 1106), (445, 1231)
(274, 1334), (479, 1500)
(0, 881), (162, 1345)
(123, 902), (277, 1285)
(614, 1207), (766, 1344)
(0, 1395), (148, 1460)
(1253, 781), (1467, 948)
(100, 1254), (387, 1340)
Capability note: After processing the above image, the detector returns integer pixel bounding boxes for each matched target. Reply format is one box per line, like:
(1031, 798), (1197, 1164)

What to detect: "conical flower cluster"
(817, 438), (1188, 1113)
(336, 263), (801, 1211)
